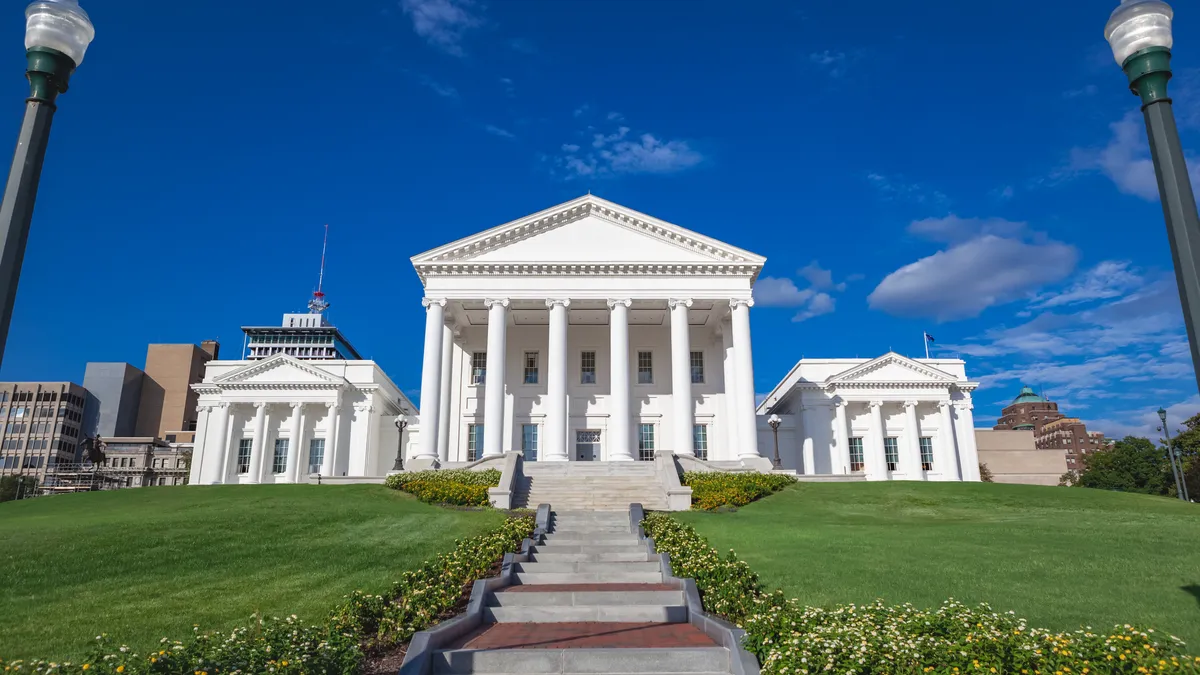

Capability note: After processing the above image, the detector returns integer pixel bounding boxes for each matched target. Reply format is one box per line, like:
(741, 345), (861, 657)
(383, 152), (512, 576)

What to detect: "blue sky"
(0, 0), (1197, 438)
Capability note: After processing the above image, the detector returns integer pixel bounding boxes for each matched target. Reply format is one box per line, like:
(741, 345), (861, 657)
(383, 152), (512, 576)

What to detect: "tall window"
(884, 437), (899, 472)
(919, 437), (934, 471)
(273, 439), (289, 474)
(523, 352), (539, 384)
(693, 424), (708, 460)
(467, 424), (483, 462)
(522, 424), (538, 462)
(471, 352), (487, 385)
(236, 439), (253, 474)
(849, 437), (865, 472)
(307, 439), (325, 474)
(580, 351), (597, 384)
(638, 423), (655, 461)
(637, 351), (653, 384)
(690, 351), (705, 384)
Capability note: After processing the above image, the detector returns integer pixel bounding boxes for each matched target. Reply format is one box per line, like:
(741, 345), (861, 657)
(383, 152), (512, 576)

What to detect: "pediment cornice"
(826, 352), (958, 385)
(207, 354), (349, 388)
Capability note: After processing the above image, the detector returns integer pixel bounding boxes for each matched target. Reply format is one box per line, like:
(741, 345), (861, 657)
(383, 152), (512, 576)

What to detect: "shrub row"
(385, 468), (502, 506)
(1, 514), (535, 675)
(641, 513), (1200, 675)
(681, 471), (797, 510)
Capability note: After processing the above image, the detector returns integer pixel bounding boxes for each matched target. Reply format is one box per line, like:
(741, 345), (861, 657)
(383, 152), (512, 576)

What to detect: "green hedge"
(1, 515), (534, 674)
(385, 468), (502, 506)
(641, 513), (1200, 675)
(681, 471), (797, 510)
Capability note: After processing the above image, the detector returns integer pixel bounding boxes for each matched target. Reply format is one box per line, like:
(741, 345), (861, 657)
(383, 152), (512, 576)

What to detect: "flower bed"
(641, 513), (1200, 675)
(681, 471), (797, 510)
(385, 468), (502, 506)
(1, 514), (535, 674)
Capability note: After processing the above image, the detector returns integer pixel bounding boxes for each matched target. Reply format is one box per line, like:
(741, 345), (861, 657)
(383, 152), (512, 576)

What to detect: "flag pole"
(924, 332), (929, 360)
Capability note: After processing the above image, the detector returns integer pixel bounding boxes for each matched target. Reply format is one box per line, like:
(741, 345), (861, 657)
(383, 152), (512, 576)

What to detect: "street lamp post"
(1157, 407), (1188, 501)
(393, 409), (412, 472)
(0, 0), (94, 369)
(767, 413), (782, 469)
(1106, 1), (1200, 394)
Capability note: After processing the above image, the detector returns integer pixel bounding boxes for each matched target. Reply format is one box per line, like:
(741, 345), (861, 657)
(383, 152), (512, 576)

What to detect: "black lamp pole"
(393, 409), (410, 471)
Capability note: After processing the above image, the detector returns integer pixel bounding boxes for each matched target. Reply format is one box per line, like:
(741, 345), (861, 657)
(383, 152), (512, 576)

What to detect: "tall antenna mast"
(307, 224), (330, 314)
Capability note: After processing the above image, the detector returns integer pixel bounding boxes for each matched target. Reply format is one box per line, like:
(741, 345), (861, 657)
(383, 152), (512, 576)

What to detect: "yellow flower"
(81, 668), (89, 672)
(117, 667), (125, 673)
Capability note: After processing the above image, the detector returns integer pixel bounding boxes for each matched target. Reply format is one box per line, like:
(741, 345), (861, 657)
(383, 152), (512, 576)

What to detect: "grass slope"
(0, 485), (505, 661)
(676, 481), (1200, 648)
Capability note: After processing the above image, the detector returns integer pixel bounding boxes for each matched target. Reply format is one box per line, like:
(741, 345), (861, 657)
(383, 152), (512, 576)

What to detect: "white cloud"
(484, 124), (515, 139)
(1070, 111), (1200, 201)
(866, 173), (949, 207)
(798, 261), (845, 291)
(499, 77), (515, 98)
(400, 0), (483, 57)
(1087, 395), (1200, 439)
(753, 277), (813, 307)
(755, 264), (848, 322)
(1063, 84), (1098, 99)
(414, 73), (459, 98)
(557, 121), (703, 179)
(508, 38), (537, 54)
(809, 50), (848, 77)
(1029, 260), (1141, 309)
(794, 293), (835, 322)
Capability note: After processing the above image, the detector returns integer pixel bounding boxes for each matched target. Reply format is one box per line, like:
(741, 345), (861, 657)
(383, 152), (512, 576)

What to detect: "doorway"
(575, 430), (601, 461)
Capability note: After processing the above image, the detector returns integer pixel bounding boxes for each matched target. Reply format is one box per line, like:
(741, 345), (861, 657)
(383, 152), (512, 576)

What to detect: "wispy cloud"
(499, 77), (515, 98)
(754, 277), (813, 308)
(411, 72), (459, 98)
(754, 261), (849, 322)
(1063, 84), (1098, 99)
(400, 0), (483, 57)
(554, 115), (703, 179)
(484, 124), (515, 139)
(507, 38), (537, 54)
(1070, 111), (1200, 201)
(1029, 260), (1141, 309)
(809, 50), (848, 77)
(866, 173), (950, 207)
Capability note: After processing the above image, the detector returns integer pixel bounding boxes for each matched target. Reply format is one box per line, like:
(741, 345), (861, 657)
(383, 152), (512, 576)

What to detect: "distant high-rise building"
(0, 382), (89, 480)
(135, 341), (219, 443)
(82, 362), (144, 438)
(993, 385), (1106, 473)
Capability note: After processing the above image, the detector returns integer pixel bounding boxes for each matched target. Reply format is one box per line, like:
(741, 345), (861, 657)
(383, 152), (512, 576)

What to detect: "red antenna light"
(308, 224), (330, 313)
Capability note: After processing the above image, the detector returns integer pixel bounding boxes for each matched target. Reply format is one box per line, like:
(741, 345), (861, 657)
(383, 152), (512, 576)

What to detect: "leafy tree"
(1165, 412), (1200, 500)
(979, 463), (994, 483)
(0, 475), (39, 502)
(1075, 436), (1174, 495)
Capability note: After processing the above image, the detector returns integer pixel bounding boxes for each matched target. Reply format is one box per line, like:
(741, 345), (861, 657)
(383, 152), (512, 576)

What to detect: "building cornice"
(412, 261), (763, 280)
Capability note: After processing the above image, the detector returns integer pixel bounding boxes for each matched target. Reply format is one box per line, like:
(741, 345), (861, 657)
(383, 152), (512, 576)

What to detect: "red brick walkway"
(454, 622), (716, 649)
(504, 583), (676, 593)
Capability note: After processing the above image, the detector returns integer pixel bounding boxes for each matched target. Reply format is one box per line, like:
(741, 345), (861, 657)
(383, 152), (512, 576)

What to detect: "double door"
(574, 430), (601, 461)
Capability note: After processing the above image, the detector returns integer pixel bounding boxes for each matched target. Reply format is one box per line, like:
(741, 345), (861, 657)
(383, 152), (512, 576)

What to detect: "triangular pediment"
(828, 353), (957, 384)
(411, 195), (765, 271)
(213, 354), (344, 386)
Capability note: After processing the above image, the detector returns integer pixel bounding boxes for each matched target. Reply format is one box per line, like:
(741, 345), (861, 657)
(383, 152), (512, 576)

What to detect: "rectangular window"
(471, 352), (487, 385)
(236, 439), (253, 474)
(273, 439), (289, 474)
(919, 437), (934, 471)
(523, 352), (539, 384)
(690, 351), (705, 384)
(638, 423), (655, 461)
(637, 351), (653, 384)
(580, 351), (597, 384)
(693, 424), (708, 460)
(467, 424), (482, 462)
(307, 439), (325, 474)
(521, 424), (538, 462)
(884, 437), (899, 472)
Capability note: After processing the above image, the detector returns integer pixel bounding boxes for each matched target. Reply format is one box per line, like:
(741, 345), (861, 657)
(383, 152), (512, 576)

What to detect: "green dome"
(1012, 386), (1046, 405)
(1012, 423), (1036, 431)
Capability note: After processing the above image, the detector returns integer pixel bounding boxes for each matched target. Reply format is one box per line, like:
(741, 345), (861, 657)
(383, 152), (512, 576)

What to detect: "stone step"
(432, 648), (728, 674)
(529, 551), (653, 563)
(514, 570), (664, 584)
(528, 544), (649, 555)
(488, 589), (685, 606)
(513, 561), (662, 574)
(549, 526), (633, 535)
(542, 534), (642, 545)
(523, 464), (658, 475)
(483, 604), (687, 623)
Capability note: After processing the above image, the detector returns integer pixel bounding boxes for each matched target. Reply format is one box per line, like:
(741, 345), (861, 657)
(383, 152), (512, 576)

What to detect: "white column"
(833, 398), (851, 474)
(291, 403), (308, 482)
(416, 298), (446, 461)
(545, 299), (571, 461)
(209, 403), (231, 484)
(868, 400), (888, 481)
(798, 405), (815, 475)
(248, 402), (268, 484)
(939, 401), (961, 481)
(903, 401), (926, 481)
(437, 322), (454, 462)
(720, 322), (739, 460)
(322, 402), (340, 476)
(954, 401), (980, 481)
(669, 299), (694, 456)
(351, 403), (373, 475)
(729, 299), (760, 460)
(285, 403), (303, 483)
(483, 298), (509, 457)
(188, 405), (211, 485)
(608, 299), (633, 461)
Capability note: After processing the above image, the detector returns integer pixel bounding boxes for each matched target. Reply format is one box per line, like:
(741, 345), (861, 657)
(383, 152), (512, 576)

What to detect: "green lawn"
(676, 481), (1200, 648)
(0, 485), (505, 661)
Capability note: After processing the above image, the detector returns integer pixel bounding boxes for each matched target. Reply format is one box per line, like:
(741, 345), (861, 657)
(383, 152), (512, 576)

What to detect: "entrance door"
(575, 430), (601, 461)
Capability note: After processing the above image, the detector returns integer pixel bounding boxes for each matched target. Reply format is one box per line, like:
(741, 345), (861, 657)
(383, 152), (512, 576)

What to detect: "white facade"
(187, 355), (414, 484)
(755, 353), (982, 481)
(407, 195), (772, 469)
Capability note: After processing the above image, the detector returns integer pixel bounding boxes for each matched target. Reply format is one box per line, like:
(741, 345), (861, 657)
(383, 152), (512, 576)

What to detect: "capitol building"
(187, 196), (981, 489)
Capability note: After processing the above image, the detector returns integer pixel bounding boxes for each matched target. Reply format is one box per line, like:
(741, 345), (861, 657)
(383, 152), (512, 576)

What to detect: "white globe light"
(25, 0), (95, 67)
(1105, 0), (1173, 66)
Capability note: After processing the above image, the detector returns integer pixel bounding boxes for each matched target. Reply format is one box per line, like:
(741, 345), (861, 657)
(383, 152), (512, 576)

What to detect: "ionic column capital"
(254, 402), (270, 411)
(729, 298), (755, 310)
(196, 405), (212, 414)
(607, 298), (632, 309)
(868, 400), (884, 410)
(545, 298), (572, 309)
(484, 298), (510, 309)
(903, 400), (919, 410)
(290, 402), (304, 410)
(421, 297), (447, 309)
(938, 401), (952, 411)
(668, 298), (693, 310)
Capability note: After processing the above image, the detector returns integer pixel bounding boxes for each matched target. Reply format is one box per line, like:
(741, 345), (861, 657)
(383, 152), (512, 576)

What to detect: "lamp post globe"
(768, 413), (782, 469)
(393, 410), (412, 471)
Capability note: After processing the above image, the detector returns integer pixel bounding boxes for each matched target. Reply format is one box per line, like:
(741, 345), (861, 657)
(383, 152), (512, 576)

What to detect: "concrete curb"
(399, 504), (551, 675)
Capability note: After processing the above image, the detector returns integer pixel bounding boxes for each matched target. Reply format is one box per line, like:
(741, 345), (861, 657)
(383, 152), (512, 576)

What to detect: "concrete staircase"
(427, 510), (739, 675)
(515, 463), (669, 510)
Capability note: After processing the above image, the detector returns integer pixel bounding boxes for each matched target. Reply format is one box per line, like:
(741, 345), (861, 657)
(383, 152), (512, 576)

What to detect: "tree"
(0, 475), (39, 502)
(1075, 436), (1174, 495)
(979, 463), (994, 483)
(1165, 412), (1200, 500)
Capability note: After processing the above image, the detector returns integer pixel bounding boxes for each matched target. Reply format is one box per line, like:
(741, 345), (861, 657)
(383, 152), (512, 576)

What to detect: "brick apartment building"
(0, 382), (88, 481)
(993, 386), (1107, 473)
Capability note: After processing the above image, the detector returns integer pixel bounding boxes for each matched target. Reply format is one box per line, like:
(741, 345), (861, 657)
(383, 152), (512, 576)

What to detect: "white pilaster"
(189, 405), (211, 485)
(903, 400), (926, 481)
(291, 403), (309, 482)
(798, 404), (815, 475)
(833, 398), (851, 474)
(939, 401), (961, 481)
(608, 299), (634, 461)
(669, 299), (694, 456)
(322, 402), (340, 476)
(720, 322), (739, 460)
(351, 403), (373, 475)
(285, 403), (303, 483)
(954, 401), (980, 481)
(437, 322), (454, 462)
(248, 402), (268, 484)
(416, 298), (447, 461)
(729, 299), (760, 460)
(868, 400), (888, 481)
(483, 298), (509, 457)
(545, 299), (571, 461)
(209, 403), (231, 484)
